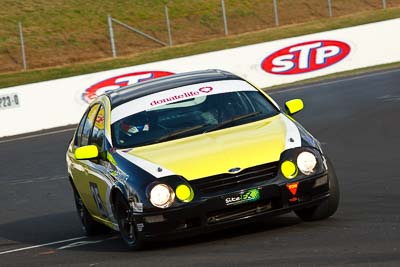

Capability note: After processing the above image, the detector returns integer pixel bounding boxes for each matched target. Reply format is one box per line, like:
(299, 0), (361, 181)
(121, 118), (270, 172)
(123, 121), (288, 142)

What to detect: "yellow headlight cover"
(281, 161), (298, 179)
(176, 184), (194, 202)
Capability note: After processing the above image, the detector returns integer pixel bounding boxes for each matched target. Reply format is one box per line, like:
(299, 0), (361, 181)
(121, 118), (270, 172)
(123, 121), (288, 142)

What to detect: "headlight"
(149, 184), (175, 208)
(297, 151), (317, 175)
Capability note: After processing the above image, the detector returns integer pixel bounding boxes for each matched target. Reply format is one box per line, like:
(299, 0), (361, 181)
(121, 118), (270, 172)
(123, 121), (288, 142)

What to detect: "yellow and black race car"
(66, 69), (339, 249)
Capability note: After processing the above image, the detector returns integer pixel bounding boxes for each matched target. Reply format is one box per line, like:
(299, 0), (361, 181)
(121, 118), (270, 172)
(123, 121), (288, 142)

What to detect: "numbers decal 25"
(89, 182), (108, 218)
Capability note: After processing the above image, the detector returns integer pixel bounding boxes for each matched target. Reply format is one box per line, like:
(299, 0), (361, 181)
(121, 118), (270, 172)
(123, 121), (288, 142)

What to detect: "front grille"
(206, 196), (283, 224)
(207, 201), (273, 224)
(190, 161), (279, 194)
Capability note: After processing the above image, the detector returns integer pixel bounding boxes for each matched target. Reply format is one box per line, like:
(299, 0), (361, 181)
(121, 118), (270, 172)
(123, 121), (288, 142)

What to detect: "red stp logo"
(82, 71), (174, 103)
(261, 40), (350, 75)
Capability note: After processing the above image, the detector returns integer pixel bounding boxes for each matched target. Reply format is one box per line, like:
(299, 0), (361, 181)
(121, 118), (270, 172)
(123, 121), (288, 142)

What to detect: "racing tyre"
(295, 158), (340, 221)
(114, 193), (144, 250)
(73, 187), (110, 235)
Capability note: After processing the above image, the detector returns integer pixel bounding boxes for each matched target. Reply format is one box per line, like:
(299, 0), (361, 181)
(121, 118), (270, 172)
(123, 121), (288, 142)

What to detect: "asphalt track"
(1, 69), (400, 266)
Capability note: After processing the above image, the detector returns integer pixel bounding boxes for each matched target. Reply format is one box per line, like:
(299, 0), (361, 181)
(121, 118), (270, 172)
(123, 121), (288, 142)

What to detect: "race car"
(66, 69), (339, 249)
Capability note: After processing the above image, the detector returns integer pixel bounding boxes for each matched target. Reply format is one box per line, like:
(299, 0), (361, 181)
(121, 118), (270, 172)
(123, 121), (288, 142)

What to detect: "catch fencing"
(7, 0), (394, 72)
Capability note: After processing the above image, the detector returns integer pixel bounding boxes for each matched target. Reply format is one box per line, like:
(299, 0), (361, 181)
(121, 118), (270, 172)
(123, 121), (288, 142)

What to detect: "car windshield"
(111, 81), (279, 149)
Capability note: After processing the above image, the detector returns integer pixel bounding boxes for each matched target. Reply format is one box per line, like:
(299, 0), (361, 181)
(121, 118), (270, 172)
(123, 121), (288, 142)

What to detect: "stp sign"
(82, 71), (174, 103)
(261, 40), (350, 75)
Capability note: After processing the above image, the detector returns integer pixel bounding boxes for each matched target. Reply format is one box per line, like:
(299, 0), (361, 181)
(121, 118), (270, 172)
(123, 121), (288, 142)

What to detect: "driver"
(116, 112), (151, 145)
(120, 112), (150, 137)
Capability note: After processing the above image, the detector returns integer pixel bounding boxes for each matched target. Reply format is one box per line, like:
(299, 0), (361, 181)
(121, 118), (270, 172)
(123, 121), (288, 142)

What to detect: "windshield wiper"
(204, 111), (262, 133)
(155, 123), (211, 143)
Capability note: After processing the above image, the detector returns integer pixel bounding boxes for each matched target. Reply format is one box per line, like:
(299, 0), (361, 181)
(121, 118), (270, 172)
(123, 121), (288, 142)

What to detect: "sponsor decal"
(198, 86), (213, 93)
(131, 202), (144, 213)
(261, 40), (351, 75)
(94, 107), (105, 129)
(225, 188), (260, 206)
(150, 86), (213, 106)
(136, 223), (144, 232)
(82, 71), (174, 103)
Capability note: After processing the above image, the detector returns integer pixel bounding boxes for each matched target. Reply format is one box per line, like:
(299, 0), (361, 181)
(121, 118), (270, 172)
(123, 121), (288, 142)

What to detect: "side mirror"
(285, 99), (304, 115)
(75, 145), (99, 160)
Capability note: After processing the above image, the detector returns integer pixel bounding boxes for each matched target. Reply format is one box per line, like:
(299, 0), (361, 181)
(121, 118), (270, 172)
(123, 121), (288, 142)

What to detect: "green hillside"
(1, 0), (399, 73)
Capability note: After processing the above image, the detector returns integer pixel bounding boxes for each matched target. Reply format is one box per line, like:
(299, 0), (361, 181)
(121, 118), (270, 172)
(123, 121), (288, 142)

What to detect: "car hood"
(125, 114), (300, 181)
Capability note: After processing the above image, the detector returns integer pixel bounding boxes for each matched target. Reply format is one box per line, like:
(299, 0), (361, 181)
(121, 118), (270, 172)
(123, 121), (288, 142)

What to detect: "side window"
(75, 111), (88, 147)
(90, 106), (105, 150)
(80, 104), (100, 147)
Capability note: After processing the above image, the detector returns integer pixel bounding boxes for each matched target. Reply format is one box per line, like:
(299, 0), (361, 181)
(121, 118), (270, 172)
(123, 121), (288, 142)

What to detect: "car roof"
(105, 69), (243, 108)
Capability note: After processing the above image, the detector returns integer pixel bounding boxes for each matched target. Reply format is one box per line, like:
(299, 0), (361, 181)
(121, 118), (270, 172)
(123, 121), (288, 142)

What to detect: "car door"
(84, 105), (115, 221)
(71, 103), (104, 218)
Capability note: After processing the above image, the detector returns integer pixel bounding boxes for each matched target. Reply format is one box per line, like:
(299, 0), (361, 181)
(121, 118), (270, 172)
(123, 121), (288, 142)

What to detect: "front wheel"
(295, 158), (340, 221)
(114, 193), (145, 250)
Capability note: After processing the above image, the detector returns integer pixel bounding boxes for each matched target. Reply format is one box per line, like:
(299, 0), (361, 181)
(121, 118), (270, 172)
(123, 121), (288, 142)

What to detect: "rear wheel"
(114, 193), (144, 250)
(73, 187), (110, 235)
(295, 158), (340, 221)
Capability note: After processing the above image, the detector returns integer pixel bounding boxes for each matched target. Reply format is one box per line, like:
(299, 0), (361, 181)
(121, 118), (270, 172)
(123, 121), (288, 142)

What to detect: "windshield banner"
(111, 79), (257, 124)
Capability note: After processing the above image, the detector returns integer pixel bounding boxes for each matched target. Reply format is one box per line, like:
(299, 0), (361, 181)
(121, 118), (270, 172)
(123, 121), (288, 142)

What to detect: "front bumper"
(133, 172), (330, 241)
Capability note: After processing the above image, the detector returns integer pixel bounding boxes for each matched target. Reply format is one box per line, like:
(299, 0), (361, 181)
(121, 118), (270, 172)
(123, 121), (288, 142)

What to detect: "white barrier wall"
(1, 19), (399, 137)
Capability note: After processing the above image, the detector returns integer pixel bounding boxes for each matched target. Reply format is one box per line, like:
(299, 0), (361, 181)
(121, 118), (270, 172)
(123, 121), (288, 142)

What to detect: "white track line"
(57, 236), (117, 250)
(0, 175), (67, 186)
(0, 174), (67, 185)
(0, 127), (76, 144)
(8, 176), (66, 186)
(268, 68), (400, 95)
(0, 236), (87, 255)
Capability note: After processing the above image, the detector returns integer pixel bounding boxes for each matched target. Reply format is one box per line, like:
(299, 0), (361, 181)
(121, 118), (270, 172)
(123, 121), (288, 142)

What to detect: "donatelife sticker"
(225, 189), (260, 206)
(82, 71), (174, 103)
(149, 86), (213, 106)
(261, 40), (351, 75)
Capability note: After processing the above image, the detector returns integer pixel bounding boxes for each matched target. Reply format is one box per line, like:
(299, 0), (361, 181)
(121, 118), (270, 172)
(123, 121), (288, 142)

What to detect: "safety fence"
(2, 0), (397, 72)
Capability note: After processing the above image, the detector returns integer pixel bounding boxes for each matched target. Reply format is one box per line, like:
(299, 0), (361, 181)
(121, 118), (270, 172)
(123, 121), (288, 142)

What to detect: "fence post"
(221, 0), (229, 35)
(273, 0), (279, 27)
(111, 17), (168, 46)
(327, 0), (333, 17)
(382, 0), (387, 9)
(107, 15), (117, 58)
(18, 22), (27, 71)
(165, 5), (173, 46)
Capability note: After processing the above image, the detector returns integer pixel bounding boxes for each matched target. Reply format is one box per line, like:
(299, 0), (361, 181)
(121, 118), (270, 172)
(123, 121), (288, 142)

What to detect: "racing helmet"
(120, 112), (150, 137)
